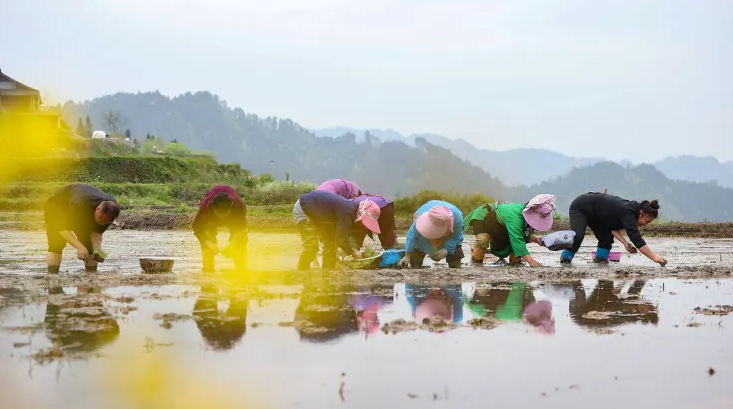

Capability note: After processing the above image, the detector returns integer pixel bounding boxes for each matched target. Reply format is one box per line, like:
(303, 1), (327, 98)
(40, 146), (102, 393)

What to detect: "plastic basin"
(591, 251), (622, 262)
(140, 258), (175, 273)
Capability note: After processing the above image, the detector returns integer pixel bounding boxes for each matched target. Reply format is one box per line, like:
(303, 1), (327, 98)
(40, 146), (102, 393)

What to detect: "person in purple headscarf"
(316, 179), (362, 200)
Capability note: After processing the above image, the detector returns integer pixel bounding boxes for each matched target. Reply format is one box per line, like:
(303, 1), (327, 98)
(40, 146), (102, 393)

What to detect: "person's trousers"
(200, 232), (248, 272)
(377, 203), (397, 249)
(563, 194), (614, 261)
(297, 221), (339, 270)
(409, 245), (464, 268)
(297, 220), (320, 270)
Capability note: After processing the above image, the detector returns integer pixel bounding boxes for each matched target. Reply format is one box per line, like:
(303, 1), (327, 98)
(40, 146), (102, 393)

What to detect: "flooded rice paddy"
(1, 231), (733, 408)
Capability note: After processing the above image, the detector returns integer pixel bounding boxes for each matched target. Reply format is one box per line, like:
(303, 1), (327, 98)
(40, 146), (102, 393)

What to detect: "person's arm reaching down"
(59, 231), (90, 261)
(611, 230), (637, 253)
(620, 214), (665, 266)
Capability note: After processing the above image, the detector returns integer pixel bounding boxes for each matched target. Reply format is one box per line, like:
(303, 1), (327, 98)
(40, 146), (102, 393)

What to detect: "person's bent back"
(45, 184), (120, 274)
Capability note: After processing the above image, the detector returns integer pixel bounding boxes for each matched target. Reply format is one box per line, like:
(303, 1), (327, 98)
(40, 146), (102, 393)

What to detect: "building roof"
(0, 69), (40, 96)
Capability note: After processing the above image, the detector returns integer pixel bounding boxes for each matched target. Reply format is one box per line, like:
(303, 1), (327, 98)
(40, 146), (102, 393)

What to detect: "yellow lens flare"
(98, 341), (272, 409)
(0, 111), (82, 183)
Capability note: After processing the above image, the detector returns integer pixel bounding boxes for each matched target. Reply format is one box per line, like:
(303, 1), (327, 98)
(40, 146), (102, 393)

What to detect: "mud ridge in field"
(2, 264), (732, 293)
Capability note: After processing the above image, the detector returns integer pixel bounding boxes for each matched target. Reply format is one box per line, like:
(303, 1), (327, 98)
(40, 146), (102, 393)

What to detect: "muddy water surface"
(1, 231), (733, 408)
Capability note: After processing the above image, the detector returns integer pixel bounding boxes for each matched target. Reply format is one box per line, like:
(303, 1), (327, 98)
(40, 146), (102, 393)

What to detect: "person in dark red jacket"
(193, 186), (248, 272)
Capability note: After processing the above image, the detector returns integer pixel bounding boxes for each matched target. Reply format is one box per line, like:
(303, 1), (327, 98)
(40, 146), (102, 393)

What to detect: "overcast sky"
(2, 0), (731, 162)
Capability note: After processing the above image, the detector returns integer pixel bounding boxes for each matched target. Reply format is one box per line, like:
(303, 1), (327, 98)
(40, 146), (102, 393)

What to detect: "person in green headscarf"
(464, 194), (556, 267)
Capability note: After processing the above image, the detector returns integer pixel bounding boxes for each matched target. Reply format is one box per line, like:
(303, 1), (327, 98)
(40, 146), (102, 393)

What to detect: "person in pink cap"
(463, 194), (556, 267)
(295, 190), (381, 270)
(315, 179), (363, 200)
(398, 200), (464, 268)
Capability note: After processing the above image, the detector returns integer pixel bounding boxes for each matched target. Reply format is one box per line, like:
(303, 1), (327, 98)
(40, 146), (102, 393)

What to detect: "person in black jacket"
(560, 193), (667, 266)
(45, 184), (120, 274)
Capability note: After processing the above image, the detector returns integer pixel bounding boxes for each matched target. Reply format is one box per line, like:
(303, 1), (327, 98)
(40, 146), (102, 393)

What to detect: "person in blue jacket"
(398, 200), (464, 268)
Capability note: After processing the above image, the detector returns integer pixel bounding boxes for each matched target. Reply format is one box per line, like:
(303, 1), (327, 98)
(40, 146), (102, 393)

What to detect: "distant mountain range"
(511, 162), (733, 222)
(312, 127), (733, 188)
(58, 92), (733, 221)
(651, 155), (733, 188)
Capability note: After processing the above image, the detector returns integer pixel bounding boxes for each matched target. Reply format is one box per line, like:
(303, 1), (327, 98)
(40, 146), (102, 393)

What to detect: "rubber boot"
(47, 265), (60, 274)
(593, 248), (610, 264)
(560, 250), (574, 264)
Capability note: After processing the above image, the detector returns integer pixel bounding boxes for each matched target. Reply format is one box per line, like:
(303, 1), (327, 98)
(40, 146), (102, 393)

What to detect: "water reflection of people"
(348, 285), (393, 337)
(569, 280), (659, 328)
(193, 285), (248, 350)
(405, 285), (463, 323)
(467, 282), (534, 321)
(468, 282), (555, 333)
(44, 287), (120, 354)
(294, 284), (359, 342)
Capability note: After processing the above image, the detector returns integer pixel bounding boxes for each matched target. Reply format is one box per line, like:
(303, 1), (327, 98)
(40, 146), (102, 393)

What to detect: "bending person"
(45, 184), (120, 274)
(464, 195), (555, 267)
(560, 193), (666, 266)
(316, 179), (362, 199)
(294, 190), (381, 270)
(193, 186), (248, 272)
(399, 201), (464, 268)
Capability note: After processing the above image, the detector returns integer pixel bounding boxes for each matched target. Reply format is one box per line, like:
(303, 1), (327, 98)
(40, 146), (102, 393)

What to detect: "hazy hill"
(61, 92), (508, 198)
(60, 92), (733, 221)
(652, 155), (733, 188)
(510, 162), (733, 222)
(312, 127), (603, 186)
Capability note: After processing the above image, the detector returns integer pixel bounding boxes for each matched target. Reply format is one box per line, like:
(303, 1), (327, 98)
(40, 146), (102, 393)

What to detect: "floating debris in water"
(468, 317), (499, 330)
(153, 313), (194, 329)
(693, 305), (733, 316)
(339, 372), (346, 402)
(709, 367), (716, 376)
(381, 319), (420, 334)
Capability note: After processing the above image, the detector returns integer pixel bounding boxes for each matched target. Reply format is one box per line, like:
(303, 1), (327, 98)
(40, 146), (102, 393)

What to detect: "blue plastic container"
(380, 249), (405, 268)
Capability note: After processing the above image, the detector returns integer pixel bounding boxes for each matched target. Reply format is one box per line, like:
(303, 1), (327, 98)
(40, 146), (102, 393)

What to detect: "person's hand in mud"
(397, 256), (410, 268)
(522, 255), (542, 267)
(76, 246), (90, 261)
(653, 255), (667, 267)
(430, 248), (448, 262)
(624, 242), (638, 254)
(530, 236), (544, 246)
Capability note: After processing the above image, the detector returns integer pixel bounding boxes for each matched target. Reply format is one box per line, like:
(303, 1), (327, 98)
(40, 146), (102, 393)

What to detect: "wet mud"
(2, 231), (733, 407)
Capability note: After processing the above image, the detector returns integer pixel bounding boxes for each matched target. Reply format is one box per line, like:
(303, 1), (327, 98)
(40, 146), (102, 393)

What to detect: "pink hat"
(416, 205), (454, 239)
(415, 298), (453, 323)
(356, 200), (381, 234)
(522, 194), (556, 232)
(522, 300), (555, 335)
